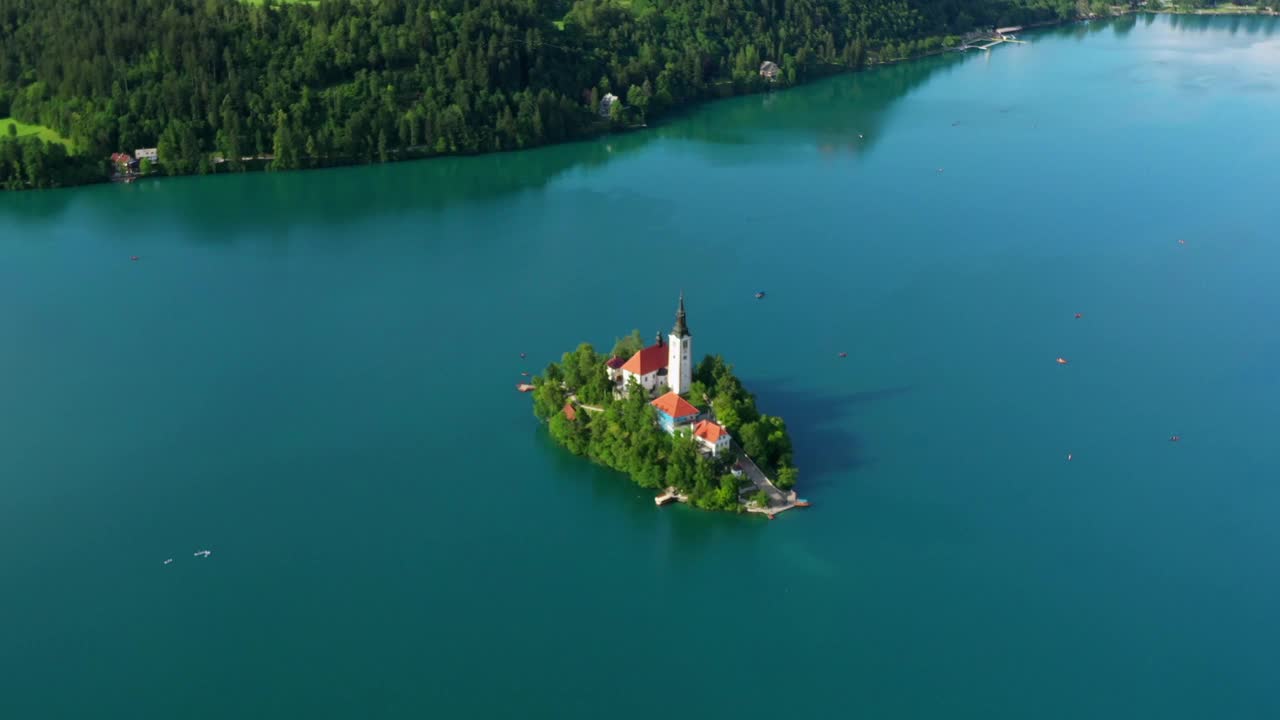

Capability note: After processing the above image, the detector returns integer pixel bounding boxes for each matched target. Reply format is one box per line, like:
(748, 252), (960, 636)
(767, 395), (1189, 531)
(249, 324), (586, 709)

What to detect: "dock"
(745, 492), (811, 519)
(957, 27), (1028, 52)
(731, 442), (812, 519)
(654, 488), (688, 506)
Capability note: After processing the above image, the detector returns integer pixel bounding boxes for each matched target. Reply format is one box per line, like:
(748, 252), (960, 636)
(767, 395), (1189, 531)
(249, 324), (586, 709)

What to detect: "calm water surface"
(3, 15), (1279, 718)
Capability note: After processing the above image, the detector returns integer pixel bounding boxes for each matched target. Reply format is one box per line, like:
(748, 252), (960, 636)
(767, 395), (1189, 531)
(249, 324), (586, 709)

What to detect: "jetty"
(957, 26), (1027, 52)
(654, 489), (689, 506)
(733, 443), (811, 519)
(648, 443), (810, 517)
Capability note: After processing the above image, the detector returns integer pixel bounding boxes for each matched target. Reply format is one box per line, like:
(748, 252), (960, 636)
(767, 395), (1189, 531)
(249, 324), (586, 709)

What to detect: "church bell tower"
(668, 293), (692, 395)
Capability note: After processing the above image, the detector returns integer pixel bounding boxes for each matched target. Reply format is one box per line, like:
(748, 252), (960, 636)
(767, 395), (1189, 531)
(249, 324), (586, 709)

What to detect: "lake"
(2, 14), (1279, 718)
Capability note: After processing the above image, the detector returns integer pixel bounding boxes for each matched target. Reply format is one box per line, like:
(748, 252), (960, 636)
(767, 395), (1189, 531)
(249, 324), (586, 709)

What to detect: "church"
(604, 294), (732, 456)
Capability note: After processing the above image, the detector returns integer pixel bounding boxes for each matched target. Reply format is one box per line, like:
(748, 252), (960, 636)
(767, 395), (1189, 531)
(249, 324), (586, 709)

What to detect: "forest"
(0, 0), (1083, 188)
(532, 343), (796, 512)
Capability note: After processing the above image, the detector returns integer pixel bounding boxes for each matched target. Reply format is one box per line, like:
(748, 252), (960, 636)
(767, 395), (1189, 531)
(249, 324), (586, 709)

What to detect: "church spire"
(672, 292), (690, 338)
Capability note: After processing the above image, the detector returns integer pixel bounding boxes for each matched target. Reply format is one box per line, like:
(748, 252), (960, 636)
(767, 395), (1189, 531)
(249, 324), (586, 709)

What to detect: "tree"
(776, 465), (799, 490)
(751, 490), (771, 508)
(626, 84), (648, 119)
(272, 110), (298, 170)
(139, 158), (151, 175)
(531, 372), (567, 420)
(666, 432), (699, 491)
(6, 123), (15, 138)
(611, 329), (644, 358)
(738, 421), (767, 463)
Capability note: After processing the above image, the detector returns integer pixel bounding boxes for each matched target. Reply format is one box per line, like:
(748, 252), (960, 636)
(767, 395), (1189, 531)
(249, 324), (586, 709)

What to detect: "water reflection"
(0, 54), (962, 238)
(657, 52), (967, 161)
(3, 14), (1273, 241)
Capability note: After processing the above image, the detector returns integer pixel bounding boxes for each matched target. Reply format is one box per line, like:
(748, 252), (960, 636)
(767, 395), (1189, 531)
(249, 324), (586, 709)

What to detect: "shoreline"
(6, 7), (1275, 192)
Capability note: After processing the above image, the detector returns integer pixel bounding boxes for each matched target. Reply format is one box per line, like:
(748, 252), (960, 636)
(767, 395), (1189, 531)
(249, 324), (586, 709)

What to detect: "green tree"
(6, 123), (15, 138)
(776, 465), (799, 490)
(738, 421), (767, 463)
(626, 84), (648, 119)
(531, 370), (567, 420)
(751, 490), (771, 508)
(139, 158), (151, 175)
(611, 329), (644, 358)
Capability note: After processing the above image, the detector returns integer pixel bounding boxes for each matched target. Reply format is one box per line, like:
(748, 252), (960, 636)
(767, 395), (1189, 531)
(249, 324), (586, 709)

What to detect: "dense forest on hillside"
(0, 0), (1085, 188)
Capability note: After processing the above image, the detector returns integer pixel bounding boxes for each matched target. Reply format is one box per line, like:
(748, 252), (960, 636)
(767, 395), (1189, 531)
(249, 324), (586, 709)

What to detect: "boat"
(163, 558), (173, 565)
(517, 383), (534, 393)
(1056, 357), (1068, 365)
(755, 291), (766, 299)
(193, 550), (211, 558)
(838, 352), (847, 358)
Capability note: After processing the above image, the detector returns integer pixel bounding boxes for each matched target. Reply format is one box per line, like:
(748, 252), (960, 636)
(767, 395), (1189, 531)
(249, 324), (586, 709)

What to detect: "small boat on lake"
(517, 383), (534, 393)
(755, 291), (766, 299)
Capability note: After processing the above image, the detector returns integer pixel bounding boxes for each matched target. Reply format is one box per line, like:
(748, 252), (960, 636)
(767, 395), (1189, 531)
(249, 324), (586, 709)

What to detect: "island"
(531, 294), (804, 515)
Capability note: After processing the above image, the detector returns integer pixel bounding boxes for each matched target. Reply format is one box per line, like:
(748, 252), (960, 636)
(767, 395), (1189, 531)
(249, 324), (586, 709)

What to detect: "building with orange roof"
(651, 391), (701, 432)
(692, 419), (731, 456)
(562, 403), (577, 421)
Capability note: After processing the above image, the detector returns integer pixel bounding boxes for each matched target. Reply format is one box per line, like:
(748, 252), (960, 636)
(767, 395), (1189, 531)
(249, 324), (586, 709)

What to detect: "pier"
(731, 443), (811, 519)
(957, 26), (1028, 52)
(649, 443), (811, 517)
(654, 489), (688, 506)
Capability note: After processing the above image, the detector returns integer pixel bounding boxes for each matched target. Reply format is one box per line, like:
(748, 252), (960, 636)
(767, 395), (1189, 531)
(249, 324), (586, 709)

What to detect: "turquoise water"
(3, 15), (1280, 717)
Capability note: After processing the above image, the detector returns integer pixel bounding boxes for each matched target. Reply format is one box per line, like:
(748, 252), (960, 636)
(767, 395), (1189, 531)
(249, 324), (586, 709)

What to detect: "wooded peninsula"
(0, 0), (1124, 189)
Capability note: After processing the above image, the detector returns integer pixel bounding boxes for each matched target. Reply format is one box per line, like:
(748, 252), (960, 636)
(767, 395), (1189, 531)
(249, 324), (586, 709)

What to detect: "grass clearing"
(0, 117), (74, 149)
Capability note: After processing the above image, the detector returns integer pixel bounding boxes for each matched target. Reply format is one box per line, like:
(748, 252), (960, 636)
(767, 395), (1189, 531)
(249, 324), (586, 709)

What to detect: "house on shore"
(759, 61), (780, 82)
(110, 152), (137, 173)
(134, 147), (158, 164)
(599, 93), (619, 117)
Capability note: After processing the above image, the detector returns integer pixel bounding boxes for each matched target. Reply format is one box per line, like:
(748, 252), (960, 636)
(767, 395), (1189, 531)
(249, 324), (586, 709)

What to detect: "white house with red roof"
(619, 337), (669, 393)
(692, 419), (731, 456)
(608, 293), (694, 398)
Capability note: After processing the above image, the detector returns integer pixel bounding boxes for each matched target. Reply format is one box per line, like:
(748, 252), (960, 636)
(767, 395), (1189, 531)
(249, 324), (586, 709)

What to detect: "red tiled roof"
(563, 403), (577, 421)
(693, 420), (728, 443)
(651, 391), (699, 419)
(621, 343), (668, 376)
(605, 357), (626, 369)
